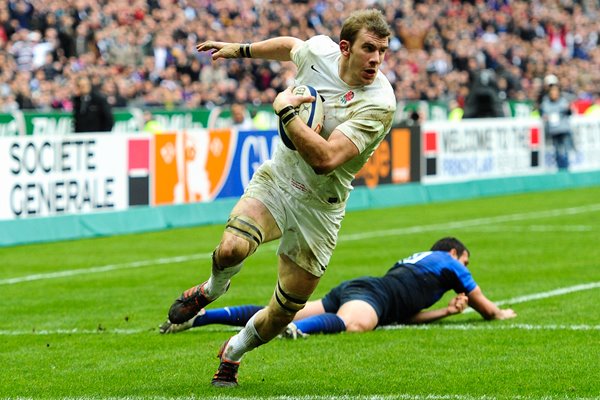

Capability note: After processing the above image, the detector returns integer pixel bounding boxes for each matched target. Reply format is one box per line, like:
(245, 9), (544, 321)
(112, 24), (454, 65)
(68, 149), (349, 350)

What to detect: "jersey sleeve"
(450, 261), (477, 294)
(290, 40), (308, 71)
(335, 115), (388, 153)
(291, 35), (333, 72)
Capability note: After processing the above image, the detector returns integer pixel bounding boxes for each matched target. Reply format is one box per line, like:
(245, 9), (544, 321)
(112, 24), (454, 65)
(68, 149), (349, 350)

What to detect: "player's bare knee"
(218, 215), (264, 266)
(339, 317), (371, 333)
(215, 237), (250, 268)
(344, 322), (369, 333)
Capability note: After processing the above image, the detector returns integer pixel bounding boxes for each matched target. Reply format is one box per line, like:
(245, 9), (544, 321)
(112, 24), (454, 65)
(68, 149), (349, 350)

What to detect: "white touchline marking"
(380, 323), (600, 331)
(467, 225), (593, 232)
(0, 326), (238, 336)
(2, 282), (599, 336)
(1, 203), (599, 286)
(0, 253), (212, 285)
(2, 323), (599, 336)
(476, 281), (600, 309)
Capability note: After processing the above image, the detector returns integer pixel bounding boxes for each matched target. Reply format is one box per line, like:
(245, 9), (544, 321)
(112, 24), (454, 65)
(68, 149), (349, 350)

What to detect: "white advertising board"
(561, 117), (600, 172)
(421, 118), (545, 184)
(0, 134), (129, 219)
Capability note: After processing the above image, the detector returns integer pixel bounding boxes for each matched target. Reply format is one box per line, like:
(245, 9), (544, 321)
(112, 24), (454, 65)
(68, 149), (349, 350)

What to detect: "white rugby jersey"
(270, 35), (396, 207)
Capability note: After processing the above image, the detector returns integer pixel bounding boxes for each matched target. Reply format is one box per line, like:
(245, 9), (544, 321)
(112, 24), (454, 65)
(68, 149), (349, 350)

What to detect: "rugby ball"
(278, 85), (325, 150)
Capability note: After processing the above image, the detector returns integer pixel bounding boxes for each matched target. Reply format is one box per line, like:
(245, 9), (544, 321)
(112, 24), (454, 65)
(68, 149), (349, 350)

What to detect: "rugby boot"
(168, 281), (229, 324)
(211, 338), (240, 387)
(159, 309), (205, 334)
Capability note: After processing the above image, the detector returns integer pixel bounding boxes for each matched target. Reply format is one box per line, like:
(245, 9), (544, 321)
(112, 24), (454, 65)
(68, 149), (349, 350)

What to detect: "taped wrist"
(240, 43), (252, 58)
(277, 105), (297, 126)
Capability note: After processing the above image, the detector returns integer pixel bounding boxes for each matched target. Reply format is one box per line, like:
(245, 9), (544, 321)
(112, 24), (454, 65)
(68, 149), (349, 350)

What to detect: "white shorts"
(242, 163), (345, 277)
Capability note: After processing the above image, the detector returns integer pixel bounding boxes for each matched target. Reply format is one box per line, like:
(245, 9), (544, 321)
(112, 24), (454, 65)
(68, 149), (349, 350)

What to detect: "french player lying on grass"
(159, 237), (516, 337)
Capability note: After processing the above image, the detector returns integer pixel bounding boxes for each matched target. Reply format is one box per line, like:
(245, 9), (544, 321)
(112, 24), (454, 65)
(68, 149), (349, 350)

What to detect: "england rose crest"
(341, 91), (354, 104)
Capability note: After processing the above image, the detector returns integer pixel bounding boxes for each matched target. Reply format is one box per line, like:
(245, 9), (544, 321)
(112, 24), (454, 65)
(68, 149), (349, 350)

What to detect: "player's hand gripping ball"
(278, 85), (325, 150)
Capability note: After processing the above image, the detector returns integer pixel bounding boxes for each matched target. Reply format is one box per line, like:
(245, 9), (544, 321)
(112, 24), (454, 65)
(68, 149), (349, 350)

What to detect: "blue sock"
(192, 305), (263, 327)
(294, 313), (346, 335)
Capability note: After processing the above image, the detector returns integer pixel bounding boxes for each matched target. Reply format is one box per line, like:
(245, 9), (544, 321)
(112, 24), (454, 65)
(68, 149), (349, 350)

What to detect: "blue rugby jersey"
(377, 251), (477, 324)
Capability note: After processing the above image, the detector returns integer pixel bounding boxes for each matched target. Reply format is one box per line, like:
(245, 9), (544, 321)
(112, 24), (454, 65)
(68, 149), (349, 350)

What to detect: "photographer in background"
(539, 75), (574, 171)
(463, 67), (505, 119)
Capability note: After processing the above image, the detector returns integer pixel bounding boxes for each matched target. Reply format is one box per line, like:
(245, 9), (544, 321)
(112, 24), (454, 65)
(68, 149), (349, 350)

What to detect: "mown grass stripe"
(2, 204), (599, 286)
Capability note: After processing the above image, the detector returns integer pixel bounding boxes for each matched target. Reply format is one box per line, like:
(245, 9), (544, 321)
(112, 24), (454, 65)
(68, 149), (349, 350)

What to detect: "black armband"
(277, 105), (298, 126)
(240, 43), (252, 58)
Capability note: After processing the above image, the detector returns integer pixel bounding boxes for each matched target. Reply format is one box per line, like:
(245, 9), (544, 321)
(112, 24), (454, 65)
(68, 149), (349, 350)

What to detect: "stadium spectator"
(0, 1), (599, 113)
(160, 237), (517, 336)
(8, 0), (34, 30)
(163, 9), (395, 387)
(539, 77), (575, 170)
(12, 70), (34, 109)
(9, 28), (35, 71)
(72, 74), (114, 133)
(142, 110), (163, 134)
(102, 79), (127, 109)
(229, 101), (255, 130)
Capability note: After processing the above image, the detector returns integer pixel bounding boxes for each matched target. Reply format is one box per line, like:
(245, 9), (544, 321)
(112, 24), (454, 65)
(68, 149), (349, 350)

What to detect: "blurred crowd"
(1, 0), (599, 114)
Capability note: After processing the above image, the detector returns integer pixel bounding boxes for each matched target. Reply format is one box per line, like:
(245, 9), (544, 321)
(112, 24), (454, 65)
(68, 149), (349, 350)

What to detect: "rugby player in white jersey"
(162, 9), (396, 387)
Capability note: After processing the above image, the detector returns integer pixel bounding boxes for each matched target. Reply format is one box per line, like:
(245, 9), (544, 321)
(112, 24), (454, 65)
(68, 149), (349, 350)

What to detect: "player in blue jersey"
(160, 237), (516, 337)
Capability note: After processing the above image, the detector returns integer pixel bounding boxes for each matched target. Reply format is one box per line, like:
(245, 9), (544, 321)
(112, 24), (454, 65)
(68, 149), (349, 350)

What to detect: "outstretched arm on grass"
(406, 293), (469, 324)
(467, 286), (517, 320)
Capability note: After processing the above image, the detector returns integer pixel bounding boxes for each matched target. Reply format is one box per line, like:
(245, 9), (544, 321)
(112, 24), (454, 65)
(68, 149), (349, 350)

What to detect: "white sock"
(204, 262), (242, 299)
(222, 315), (266, 362)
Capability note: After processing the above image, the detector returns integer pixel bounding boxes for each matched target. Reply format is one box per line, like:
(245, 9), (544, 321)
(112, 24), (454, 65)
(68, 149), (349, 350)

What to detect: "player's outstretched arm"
(197, 37), (303, 62)
(406, 293), (469, 324)
(467, 286), (517, 320)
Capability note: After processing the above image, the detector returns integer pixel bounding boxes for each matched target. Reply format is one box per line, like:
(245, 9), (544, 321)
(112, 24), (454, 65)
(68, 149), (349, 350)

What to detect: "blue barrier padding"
(1, 171), (599, 247)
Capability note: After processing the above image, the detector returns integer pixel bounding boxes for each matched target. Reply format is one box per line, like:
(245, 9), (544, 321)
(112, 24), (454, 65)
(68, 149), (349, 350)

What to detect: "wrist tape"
(277, 105), (297, 126)
(240, 43), (252, 58)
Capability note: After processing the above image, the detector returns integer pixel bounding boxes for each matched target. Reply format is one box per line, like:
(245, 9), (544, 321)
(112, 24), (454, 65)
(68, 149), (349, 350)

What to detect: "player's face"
(345, 29), (389, 86)
(457, 251), (470, 267)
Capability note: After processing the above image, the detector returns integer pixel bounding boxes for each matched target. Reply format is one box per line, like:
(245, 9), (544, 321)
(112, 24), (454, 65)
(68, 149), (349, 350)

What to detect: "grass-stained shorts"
(242, 163), (345, 277)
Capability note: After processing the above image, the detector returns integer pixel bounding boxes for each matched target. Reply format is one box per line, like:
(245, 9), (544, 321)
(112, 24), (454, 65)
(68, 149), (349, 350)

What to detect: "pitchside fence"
(1, 112), (599, 247)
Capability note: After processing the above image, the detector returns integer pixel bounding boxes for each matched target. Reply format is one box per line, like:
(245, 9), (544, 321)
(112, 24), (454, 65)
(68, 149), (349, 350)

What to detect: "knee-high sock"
(294, 313), (346, 335)
(222, 314), (266, 362)
(193, 305), (263, 327)
(204, 262), (242, 299)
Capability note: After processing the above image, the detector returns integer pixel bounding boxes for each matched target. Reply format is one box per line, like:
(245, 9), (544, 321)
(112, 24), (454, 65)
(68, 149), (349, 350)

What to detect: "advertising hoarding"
(421, 118), (545, 183)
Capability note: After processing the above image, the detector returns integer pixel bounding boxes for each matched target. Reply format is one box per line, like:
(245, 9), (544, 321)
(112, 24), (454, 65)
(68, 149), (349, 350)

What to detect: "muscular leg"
(221, 254), (320, 362)
(287, 299), (374, 336)
(204, 197), (281, 299)
(167, 197), (281, 324)
(293, 300), (326, 320)
(254, 254), (321, 340)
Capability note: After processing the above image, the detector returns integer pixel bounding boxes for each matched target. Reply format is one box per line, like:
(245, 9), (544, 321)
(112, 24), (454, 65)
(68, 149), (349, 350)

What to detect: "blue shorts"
(321, 277), (388, 324)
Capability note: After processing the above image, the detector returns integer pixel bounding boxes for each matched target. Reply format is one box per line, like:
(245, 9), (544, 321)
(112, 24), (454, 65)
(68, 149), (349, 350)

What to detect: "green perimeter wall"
(1, 171), (599, 248)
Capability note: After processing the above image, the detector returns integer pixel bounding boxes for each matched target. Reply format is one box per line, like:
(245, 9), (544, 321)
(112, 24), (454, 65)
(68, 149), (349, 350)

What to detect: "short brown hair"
(340, 9), (391, 44)
(430, 237), (470, 258)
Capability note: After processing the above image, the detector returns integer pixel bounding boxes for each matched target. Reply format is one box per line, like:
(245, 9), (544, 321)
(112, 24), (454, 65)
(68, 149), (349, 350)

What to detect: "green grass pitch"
(1, 186), (599, 399)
